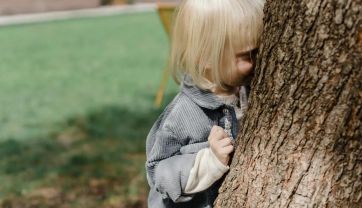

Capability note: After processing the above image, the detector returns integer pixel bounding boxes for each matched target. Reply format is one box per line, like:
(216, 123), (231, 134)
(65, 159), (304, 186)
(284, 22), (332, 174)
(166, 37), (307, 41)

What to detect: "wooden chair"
(154, 2), (178, 107)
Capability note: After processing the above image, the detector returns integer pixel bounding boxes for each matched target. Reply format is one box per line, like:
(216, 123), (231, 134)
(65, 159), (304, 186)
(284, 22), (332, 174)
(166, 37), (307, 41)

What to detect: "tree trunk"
(214, 0), (361, 207)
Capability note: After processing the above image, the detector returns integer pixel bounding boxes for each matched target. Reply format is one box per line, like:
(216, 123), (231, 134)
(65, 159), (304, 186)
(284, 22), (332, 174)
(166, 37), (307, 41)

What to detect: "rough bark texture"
(214, 0), (361, 207)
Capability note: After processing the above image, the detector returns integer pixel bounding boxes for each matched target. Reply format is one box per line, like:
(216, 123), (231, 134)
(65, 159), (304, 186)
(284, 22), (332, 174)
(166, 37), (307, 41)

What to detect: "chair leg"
(154, 65), (170, 108)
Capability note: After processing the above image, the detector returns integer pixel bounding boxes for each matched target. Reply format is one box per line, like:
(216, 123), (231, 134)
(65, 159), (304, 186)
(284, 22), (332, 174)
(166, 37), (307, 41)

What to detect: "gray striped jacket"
(145, 78), (249, 208)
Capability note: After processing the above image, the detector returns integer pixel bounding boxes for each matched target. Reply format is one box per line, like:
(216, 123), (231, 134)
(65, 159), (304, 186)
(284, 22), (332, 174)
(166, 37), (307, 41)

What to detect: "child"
(146, 0), (264, 207)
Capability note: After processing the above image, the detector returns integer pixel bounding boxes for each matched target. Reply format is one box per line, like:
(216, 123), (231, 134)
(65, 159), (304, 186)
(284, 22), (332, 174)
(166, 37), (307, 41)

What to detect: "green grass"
(0, 11), (178, 207)
(0, 11), (176, 141)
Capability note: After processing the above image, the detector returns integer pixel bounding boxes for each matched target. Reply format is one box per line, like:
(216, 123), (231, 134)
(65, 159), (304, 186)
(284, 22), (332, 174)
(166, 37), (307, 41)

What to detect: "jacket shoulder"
(165, 92), (206, 126)
(154, 92), (212, 139)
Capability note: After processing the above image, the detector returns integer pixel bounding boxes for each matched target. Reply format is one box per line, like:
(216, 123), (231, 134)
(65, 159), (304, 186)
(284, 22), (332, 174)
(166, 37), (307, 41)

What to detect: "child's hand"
(208, 126), (234, 166)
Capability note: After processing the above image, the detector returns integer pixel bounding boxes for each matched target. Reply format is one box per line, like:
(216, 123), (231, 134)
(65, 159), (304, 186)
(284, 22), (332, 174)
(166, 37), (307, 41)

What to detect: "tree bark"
(214, 0), (361, 207)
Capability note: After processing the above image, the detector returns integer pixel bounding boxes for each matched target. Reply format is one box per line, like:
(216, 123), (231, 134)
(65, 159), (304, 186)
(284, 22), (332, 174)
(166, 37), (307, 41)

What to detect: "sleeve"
(184, 148), (229, 194)
(146, 128), (198, 202)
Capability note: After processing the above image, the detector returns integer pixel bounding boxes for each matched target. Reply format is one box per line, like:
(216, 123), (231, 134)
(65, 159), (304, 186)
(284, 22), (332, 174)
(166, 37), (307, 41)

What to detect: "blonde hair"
(170, 0), (265, 90)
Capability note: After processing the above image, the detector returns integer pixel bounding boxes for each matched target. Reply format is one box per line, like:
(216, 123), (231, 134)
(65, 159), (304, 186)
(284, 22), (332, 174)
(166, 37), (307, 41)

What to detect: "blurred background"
(0, 0), (180, 207)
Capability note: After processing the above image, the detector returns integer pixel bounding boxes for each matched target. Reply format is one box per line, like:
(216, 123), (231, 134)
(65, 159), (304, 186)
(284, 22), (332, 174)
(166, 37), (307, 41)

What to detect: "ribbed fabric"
(145, 76), (249, 208)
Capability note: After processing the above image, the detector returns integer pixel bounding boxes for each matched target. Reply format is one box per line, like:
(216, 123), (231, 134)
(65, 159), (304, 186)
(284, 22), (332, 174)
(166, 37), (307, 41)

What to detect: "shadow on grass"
(0, 92), (176, 208)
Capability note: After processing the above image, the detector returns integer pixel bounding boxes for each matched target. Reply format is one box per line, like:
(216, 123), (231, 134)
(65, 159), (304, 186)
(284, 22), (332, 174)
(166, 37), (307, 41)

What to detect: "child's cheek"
(237, 61), (253, 77)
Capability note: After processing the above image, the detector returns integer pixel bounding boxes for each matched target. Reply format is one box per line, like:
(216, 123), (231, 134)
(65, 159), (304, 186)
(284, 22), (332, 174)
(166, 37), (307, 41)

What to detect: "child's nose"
(237, 62), (253, 76)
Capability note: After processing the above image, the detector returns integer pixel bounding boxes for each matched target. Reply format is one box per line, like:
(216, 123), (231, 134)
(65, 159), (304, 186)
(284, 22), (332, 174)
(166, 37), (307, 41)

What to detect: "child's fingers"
(218, 137), (233, 147)
(217, 129), (228, 140)
(210, 126), (228, 140)
(221, 145), (234, 154)
(210, 125), (223, 134)
(216, 126), (228, 140)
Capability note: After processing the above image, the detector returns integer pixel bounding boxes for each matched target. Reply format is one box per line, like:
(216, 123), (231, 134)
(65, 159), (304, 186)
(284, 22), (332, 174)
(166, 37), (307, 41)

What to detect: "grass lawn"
(0, 11), (178, 208)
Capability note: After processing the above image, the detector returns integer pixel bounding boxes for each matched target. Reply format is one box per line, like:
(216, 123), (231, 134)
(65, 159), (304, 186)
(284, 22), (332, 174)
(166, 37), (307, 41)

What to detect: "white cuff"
(184, 148), (229, 194)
